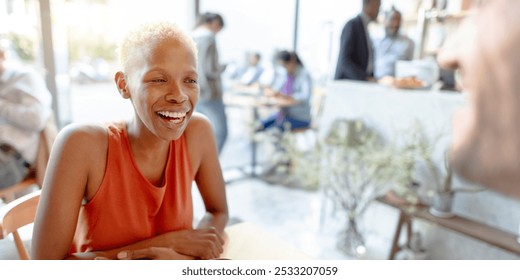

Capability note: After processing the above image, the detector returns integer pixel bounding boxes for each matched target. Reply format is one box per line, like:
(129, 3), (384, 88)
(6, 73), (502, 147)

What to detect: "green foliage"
(393, 121), (452, 195)
(281, 119), (452, 214)
(68, 33), (116, 62)
(282, 119), (408, 216)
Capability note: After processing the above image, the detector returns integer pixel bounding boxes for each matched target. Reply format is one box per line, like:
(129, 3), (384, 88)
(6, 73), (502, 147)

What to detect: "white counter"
(319, 80), (520, 259)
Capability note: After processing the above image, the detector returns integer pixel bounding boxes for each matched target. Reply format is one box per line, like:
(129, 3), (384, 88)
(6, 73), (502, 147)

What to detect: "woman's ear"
(115, 71), (130, 99)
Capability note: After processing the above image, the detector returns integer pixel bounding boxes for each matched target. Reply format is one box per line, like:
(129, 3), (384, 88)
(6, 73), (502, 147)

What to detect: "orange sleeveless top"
(70, 122), (194, 254)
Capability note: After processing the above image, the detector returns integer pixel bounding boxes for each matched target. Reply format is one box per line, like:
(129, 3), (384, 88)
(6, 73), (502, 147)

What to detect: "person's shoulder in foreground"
(31, 21), (228, 260)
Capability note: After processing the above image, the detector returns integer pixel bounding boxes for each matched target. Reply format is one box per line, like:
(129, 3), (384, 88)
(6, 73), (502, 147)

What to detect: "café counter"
(318, 80), (520, 259)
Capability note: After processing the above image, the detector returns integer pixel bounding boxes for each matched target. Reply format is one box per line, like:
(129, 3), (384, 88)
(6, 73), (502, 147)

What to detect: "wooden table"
(221, 222), (311, 260)
(377, 194), (520, 259)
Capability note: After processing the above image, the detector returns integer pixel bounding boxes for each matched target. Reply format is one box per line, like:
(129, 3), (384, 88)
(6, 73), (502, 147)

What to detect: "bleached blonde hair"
(118, 21), (197, 72)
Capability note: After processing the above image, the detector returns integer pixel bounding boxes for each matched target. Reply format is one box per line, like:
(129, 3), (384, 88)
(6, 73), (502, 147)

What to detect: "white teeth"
(157, 111), (187, 118)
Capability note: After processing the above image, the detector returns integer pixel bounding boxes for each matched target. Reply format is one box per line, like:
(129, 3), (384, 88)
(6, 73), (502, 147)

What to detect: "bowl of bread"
(393, 76), (428, 90)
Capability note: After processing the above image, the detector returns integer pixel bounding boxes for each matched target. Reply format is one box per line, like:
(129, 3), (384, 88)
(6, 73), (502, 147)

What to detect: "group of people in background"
(335, 0), (414, 82)
(195, 12), (314, 155)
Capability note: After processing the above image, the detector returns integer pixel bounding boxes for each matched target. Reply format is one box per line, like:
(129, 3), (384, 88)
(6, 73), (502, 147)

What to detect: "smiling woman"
(30, 21), (229, 260)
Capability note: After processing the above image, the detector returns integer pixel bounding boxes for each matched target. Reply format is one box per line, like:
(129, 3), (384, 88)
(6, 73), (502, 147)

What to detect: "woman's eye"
(150, 78), (166, 83)
(186, 79), (198, 84)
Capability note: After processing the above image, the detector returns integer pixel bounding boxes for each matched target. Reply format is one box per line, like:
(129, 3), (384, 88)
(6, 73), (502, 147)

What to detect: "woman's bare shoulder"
(57, 123), (107, 142)
(185, 113), (213, 139)
(53, 123), (108, 156)
(183, 113), (217, 169)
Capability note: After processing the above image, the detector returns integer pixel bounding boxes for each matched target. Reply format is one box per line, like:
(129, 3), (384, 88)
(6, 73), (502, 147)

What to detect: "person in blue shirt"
(374, 7), (415, 80)
(259, 50), (312, 132)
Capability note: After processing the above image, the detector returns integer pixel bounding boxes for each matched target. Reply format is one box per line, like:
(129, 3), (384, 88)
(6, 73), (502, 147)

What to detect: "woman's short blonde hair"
(118, 21), (197, 72)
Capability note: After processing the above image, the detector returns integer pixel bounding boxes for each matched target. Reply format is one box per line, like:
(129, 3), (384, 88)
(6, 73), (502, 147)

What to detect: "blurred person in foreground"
(334, 0), (381, 81)
(374, 7), (414, 82)
(32, 21), (228, 260)
(192, 12), (228, 154)
(437, 0), (520, 198)
(0, 41), (52, 192)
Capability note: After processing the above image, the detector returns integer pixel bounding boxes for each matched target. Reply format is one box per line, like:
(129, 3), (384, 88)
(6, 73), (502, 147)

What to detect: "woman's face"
(281, 60), (297, 75)
(119, 39), (199, 141)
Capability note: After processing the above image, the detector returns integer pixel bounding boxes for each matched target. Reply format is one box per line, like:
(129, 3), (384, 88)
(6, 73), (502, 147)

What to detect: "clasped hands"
(96, 227), (225, 260)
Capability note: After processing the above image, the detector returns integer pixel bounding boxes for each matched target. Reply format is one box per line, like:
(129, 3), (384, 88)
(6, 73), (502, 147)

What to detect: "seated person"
(258, 50), (312, 132)
(374, 7), (414, 81)
(231, 52), (264, 86)
(31, 21), (229, 260)
(0, 40), (52, 192)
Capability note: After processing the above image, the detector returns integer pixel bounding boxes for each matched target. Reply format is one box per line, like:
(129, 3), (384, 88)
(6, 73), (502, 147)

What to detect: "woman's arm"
(31, 124), (106, 259)
(68, 227), (223, 260)
(187, 113), (229, 233)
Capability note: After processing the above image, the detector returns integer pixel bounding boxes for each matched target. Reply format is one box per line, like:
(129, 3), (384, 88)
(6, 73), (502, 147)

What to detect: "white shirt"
(0, 66), (52, 163)
(374, 34), (415, 79)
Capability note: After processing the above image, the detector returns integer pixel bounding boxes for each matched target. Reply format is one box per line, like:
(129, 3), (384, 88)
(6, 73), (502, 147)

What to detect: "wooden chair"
(0, 190), (41, 260)
(0, 114), (57, 203)
(291, 86), (327, 134)
(259, 88), (326, 182)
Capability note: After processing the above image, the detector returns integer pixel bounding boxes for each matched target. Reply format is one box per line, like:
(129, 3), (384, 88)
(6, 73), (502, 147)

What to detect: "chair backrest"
(290, 87), (326, 133)
(0, 190), (41, 260)
(0, 114), (57, 202)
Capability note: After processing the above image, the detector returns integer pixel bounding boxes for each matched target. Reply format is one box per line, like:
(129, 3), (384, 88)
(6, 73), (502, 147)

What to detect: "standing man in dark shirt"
(334, 0), (381, 81)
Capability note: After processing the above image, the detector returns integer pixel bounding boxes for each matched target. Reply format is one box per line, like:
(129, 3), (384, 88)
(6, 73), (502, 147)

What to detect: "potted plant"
(428, 152), (455, 218)
(281, 119), (413, 257)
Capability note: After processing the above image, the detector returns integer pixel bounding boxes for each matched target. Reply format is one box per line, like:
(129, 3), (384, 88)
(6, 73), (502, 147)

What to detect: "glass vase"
(337, 216), (366, 258)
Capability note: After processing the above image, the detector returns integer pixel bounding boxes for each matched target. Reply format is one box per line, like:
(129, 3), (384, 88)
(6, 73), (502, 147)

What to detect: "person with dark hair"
(192, 12), (228, 154)
(437, 0), (520, 198)
(259, 50), (312, 131)
(334, 0), (381, 81)
(374, 7), (414, 80)
(0, 41), (52, 191)
(196, 12), (225, 29)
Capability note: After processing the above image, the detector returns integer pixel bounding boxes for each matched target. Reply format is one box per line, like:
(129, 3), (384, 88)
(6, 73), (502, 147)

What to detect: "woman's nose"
(165, 83), (188, 103)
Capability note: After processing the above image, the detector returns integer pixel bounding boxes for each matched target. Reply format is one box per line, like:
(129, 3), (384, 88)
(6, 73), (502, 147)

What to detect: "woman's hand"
(116, 247), (191, 260)
(166, 227), (225, 260)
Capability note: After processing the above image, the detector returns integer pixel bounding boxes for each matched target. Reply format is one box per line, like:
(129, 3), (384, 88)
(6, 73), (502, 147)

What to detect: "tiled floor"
(1, 82), (390, 260)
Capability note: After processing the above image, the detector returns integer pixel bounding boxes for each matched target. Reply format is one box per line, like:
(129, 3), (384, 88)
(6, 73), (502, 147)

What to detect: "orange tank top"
(70, 122), (194, 253)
